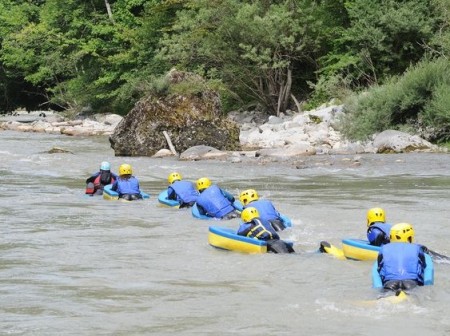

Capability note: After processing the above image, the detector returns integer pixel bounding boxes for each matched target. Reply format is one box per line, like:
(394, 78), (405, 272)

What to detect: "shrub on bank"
(339, 58), (450, 142)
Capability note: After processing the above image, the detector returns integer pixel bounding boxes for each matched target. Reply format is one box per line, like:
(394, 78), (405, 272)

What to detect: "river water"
(1, 130), (449, 335)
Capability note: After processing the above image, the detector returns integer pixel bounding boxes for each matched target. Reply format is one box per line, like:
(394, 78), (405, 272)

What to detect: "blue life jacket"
(245, 199), (280, 233)
(168, 181), (199, 203)
(367, 223), (392, 246)
(196, 184), (235, 218)
(378, 243), (425, 284)
(247, 200), (279, 220)
(113, 176), (140, 196)
(237, 218), (279, 241)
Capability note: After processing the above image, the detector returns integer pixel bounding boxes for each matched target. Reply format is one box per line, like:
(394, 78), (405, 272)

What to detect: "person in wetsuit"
(239, 188), (287, 232)
(377, 223), (426, 291)
(167, 172), (199, 208)
(111, 164), (143, 201)
(237, 207), (295, 254)
(85, 161), (117, 196)
(195, 177), (239, 219)
(366, 207), (392, 246)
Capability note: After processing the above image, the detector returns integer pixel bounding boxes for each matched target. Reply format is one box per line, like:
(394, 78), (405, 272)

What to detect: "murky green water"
(1, 130), (449, 335)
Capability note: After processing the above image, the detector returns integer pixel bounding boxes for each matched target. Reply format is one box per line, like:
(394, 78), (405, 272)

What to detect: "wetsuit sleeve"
(367, 227), (385, 246)
(221, 189), (235, 203)
(111, 180), (118, 191)
(136, 178), (141, 192)
(419, 244), (429, 254)
(418, 246), (427, 269)
(196, 204), (206, 215)
(237, 223), (252, 236)
(272, 203), (282, 219)
(167, 187), (177, 200)
(377, 252), (384, 274)
(86, 172), (99, 184)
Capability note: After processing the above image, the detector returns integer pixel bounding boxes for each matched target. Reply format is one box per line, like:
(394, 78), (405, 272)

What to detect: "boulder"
(109, 70), (240, 157)
(46, 147), (73, 154)
(180, 145), (229, 161)
(153, 149), (175, 158)
(256, 143), (316, 159)
(373, 130), (439, 153)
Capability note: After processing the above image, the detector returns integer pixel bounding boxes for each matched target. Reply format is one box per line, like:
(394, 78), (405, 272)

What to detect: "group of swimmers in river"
(86, 161), (433, 293)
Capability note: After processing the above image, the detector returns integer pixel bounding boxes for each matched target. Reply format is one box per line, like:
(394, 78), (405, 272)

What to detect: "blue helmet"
(100, 161), (111, 171)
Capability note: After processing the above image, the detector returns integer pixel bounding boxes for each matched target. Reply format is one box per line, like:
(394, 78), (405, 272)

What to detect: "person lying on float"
(237, 207), (294, 254)
(167, 172), (199, 208)
(195, 177), (240, 220)
(85, 161), (117, 196)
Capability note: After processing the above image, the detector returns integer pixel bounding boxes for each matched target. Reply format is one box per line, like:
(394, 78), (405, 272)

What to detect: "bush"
(340, 58), (450, 142)
(305, 74), (352, 111)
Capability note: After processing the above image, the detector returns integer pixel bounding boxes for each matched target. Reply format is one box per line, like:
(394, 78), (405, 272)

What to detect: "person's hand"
(421, 245), (429, 253)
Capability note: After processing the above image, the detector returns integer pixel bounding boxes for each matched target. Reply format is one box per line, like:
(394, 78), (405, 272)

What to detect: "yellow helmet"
(367, 207), (386, 227)
(196, 177), (211, 191)
(390, 223), (415, 243)
(119, 164), (132, 176)
(168, 172), (182, 184)
(239, 189), (259, 206)
(241, 207), (260, 223)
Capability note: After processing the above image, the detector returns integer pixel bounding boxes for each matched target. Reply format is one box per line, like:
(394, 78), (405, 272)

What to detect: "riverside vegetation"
(0, 0), (449, 145)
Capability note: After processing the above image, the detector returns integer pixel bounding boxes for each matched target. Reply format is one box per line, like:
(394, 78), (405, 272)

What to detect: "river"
(1, 130), (449, 335)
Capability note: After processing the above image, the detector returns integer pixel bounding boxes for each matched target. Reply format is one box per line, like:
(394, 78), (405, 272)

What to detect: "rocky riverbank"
(1, 105), (446, 168)
(0, 111), (122, 136)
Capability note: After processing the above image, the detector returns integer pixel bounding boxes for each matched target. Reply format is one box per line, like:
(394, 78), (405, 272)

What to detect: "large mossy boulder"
(109, 70), (240, 157)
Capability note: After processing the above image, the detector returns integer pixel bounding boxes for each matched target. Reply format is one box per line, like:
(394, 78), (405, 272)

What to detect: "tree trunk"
(283, 68), (292, 111)
(276, 68), (292, 116)
(104, 0), (115, 24)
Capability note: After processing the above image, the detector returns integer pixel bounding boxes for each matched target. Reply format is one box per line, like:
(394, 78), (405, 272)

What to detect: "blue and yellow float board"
(157, 190), (180, 207)
(208, 226), (267, 254)
(342, 239), (380, 261)
(102, 184), (150, 201)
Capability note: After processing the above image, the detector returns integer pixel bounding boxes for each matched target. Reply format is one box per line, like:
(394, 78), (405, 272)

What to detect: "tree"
(1, 0), (160, 114)
(0, 0), (44, 112)
(320, 0), (441, 87)
(158, 0), (327, 115)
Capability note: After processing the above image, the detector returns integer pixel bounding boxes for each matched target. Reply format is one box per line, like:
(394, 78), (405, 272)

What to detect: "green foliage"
(439, 141), (450, 150)
(158, 0), (329, 114)
(426, 0), (450, 58)
(0, 0), (44, 112)
(137, 74), (171, 97)
(0, 0), (174, 114)
(340, 58), (450, 142)
(304, 74), (352, 110)
(319, 0), (441, 88)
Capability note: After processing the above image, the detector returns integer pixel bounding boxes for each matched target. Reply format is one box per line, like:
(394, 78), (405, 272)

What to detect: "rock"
(256, 143), (316, 159)
(179, 145), (229, 161)
(91, 113), (123, 127)
(373, 130), (439, 153)
(329, 141), (367, 155)
(0, 111), (117, 136)
(46, 147), (73, 154)
(109, 70), (240, 157)
(267, 115), (284, 124)
(0, 110), (64, 124)
(153, 149), (175, 158)
(227, 110), (268, 125)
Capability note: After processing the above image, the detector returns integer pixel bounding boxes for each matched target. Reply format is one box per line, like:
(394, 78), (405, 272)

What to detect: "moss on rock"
(109, 70), (240, 156)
